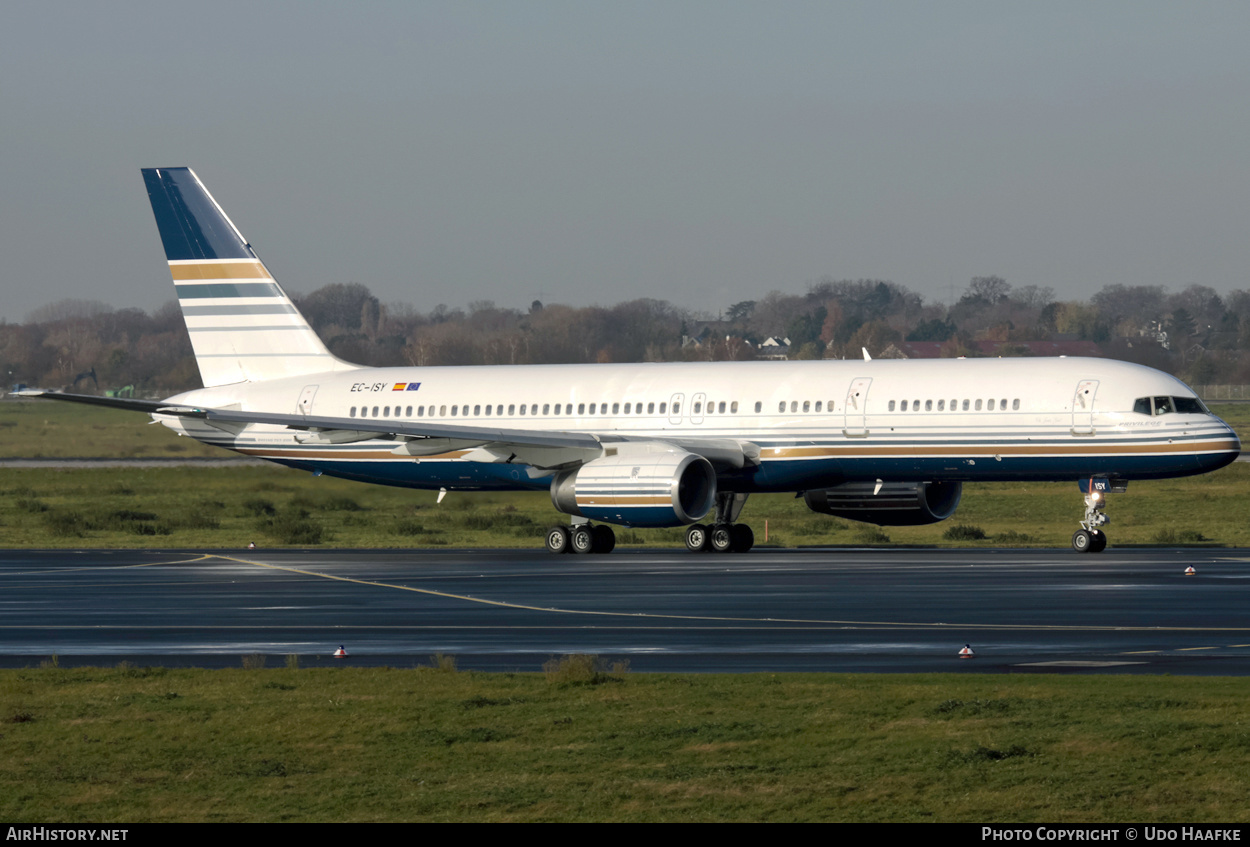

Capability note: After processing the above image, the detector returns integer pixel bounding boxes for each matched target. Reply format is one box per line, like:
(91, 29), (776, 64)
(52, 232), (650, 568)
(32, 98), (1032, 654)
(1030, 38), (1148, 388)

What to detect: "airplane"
(22, 167), (1242, 554)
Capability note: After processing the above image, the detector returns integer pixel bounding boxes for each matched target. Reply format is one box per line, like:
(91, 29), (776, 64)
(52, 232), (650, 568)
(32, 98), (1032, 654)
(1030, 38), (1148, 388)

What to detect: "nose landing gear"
(1072, 479), (1117, 553)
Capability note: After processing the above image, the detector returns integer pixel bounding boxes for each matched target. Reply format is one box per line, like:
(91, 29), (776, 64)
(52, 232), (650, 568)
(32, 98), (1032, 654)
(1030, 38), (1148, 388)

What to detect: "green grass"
(0, 400), (221, 459)
(2, 461), (1250, 548)
(3, 667), (1249, 822)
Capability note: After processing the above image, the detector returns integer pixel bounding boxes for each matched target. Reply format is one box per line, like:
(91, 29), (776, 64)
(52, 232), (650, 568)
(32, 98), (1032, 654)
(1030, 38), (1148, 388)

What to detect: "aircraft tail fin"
(142, 167), (350, 387)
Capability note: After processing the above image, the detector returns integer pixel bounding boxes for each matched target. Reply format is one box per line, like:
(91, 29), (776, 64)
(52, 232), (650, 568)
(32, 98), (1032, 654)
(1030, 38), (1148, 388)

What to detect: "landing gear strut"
(686, 492), (754, 553)
(1072, 481), (1111, 553)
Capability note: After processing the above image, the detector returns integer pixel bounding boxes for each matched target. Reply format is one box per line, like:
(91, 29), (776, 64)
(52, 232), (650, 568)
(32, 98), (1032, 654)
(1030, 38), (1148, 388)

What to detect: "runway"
(4, 547), (1250, 674)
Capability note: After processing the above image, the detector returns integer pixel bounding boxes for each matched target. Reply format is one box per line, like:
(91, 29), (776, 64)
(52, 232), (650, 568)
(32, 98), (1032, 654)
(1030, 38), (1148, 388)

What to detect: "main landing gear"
(545, 523), (616, 555)
(685, 492), (755, 554)
(1072, 482), (1111, 553)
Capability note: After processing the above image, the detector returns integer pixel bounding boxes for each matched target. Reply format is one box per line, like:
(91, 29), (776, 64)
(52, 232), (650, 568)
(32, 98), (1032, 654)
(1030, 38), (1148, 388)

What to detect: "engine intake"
(804, 481), (962, 526)
(551, 450), (716, 527)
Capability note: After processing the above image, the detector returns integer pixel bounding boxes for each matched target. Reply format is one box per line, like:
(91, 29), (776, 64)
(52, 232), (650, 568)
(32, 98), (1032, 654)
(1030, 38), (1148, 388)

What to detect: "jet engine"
(551, 450), (716, 528)
(803, 481), (962, 526)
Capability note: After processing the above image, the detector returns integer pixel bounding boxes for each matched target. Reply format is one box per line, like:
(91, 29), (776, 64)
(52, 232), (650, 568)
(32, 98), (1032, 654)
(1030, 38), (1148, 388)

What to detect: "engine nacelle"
(551, 450), (716, 528)
(803, 481), (962, 526)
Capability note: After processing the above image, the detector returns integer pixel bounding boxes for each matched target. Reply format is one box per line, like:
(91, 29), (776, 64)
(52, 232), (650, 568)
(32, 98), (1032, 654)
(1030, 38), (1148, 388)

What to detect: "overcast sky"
(3, 1), (1249, 322)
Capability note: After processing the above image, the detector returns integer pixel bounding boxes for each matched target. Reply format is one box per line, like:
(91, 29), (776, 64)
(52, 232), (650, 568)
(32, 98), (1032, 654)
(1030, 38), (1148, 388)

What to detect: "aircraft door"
(843, 377), (872, 437)
(1072, 380), (1099, 435)
(690, 392), (706, 425)
(297, 385), (319, 416)
(668, 393), (685, 426)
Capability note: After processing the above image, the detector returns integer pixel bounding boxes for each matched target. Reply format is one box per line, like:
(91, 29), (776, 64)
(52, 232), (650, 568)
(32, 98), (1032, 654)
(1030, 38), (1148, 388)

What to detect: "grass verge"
(3, 667), (1249, 822)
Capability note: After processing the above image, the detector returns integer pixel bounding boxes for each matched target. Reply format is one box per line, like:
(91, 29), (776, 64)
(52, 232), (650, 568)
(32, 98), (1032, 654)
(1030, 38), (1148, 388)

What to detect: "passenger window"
(474, 405), (481, 416)
(406, 406), (412, 417)
(350, 407), (357, 418)
(613, 403), (619, 414)
(450, 406), (458, 416)
(508, 404), (515, 415)
(790, 401), (798, 413)
(372, 406), (379, 417)
(624, 403), (631, 414)
(900, 400), (907, 411)
(660, 403), (667, 414)
(439, 405), (446, 416)
(1000, 398), (1007, 410)
(754, 402), (761, 413)
(815, 401), (822, 412)
(988, 399), (995, 411)
(802, 401), (810, 413)
(418, 406), (424, 417)
(890, 400), (897, 411)
(648, 403), (655, 414)
(672, 402), (680, 414)
(779, 401), (786, 413)
(961, 399), (969, 411)
(719, 402), (726, 413)
(925, 400), (932, 411)
(1012, 399), (1020, 411)
(694, 402), (702, 414)
(937, 400), (944, 411)
(975, 400), (982, 411)
(731, 401), (738, 413)
(484, 405), (491, 416)
(913, 399), (920, 411)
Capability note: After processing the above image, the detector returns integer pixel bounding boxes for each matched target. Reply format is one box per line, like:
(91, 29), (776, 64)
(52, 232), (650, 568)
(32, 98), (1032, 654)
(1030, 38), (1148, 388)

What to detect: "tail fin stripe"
(175, 283), (285, 298)
(181, 304), (298, 317)
(187, 326), (310, 333)
(169, 261), (270, 280)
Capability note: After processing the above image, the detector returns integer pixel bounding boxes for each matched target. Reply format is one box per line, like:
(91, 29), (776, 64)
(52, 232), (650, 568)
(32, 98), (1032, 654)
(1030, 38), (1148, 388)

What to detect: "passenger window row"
(887, 398), (1021, 412)
(347, 397), (838, 420)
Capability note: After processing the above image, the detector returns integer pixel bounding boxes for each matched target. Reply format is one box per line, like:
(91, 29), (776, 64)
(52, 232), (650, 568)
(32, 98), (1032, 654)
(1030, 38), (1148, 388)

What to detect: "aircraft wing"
(20, 391), (759, 470)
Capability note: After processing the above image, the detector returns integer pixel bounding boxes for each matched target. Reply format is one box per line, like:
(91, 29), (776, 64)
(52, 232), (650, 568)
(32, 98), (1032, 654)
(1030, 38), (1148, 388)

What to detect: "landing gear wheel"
(570, 525), (595, 554)
(1072, 529), (1093, 553)
(592, 524), (616, 554)
(730, 523), (755, 553)
(710, 524), (735, 553)
(1089, 530), (1107, 553)
(685, 523), (710, 552)
(545, 525), (570, 554)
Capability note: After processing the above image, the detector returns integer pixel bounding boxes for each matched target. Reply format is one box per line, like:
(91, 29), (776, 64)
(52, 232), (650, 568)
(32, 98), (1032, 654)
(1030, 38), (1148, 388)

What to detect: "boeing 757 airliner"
(24, 168), (1242, 554)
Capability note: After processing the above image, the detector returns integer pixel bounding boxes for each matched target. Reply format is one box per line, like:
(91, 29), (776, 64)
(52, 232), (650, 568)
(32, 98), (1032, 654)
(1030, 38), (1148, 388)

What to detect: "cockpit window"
(1175, 396), (1208, 414)
(1134, 396), (1208, 416)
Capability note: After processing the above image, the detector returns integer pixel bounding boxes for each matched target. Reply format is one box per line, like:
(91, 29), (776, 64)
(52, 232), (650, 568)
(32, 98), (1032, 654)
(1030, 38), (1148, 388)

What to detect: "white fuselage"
(158, 356), (1240, 493)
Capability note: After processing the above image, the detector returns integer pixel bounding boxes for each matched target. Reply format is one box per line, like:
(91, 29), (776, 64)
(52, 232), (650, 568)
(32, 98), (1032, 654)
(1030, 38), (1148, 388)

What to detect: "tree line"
(5, 276), (1250, 396)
